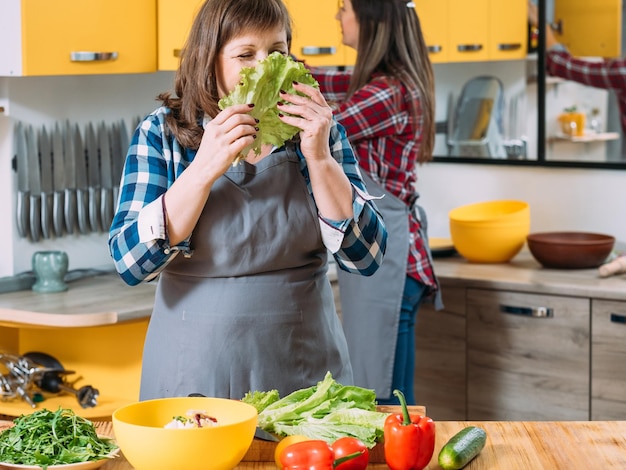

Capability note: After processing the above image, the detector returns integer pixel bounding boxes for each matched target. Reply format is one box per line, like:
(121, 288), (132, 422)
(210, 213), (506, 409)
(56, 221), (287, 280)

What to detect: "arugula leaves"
(0, 408), (118, 469)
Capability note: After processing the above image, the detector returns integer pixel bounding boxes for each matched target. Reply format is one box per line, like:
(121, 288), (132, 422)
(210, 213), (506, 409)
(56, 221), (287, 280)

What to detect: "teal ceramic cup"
(32, 250), (69, 293)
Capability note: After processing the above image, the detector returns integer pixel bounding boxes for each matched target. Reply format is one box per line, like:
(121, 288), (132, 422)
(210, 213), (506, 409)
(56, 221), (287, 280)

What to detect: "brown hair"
(158, 0), (292, 149)
(348, 0), (435, 163)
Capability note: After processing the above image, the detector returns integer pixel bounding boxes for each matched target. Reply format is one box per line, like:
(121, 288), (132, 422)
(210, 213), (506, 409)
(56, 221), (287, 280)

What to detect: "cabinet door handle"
(301, 46), (336, 55)
(428, 45), (443, 54)
(173, 49), (182, 58)
(70, 52), (119, 62)
(500, 304), (553, 318)
(457, 44), (483, 52)
(610, 313), (626, 324)
(498, 43), (522, 51)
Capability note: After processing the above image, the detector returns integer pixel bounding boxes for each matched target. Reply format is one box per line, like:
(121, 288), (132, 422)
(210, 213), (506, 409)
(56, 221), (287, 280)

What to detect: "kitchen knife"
(98, 121), (114, 231)
(73, 124), (90, 235)
(63, 120), (77, 235)
(25, 125), (42, 243)
(38, 126), (54, 239)
(85, 122), (101, 233)
(51, 122), (66, 237)
(13, 121), (30, 239)
(110, 121), (122, 207)
(116, 118), (131, 204)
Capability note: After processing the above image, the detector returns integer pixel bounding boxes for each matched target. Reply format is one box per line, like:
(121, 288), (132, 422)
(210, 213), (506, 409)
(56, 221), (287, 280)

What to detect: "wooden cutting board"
(243, 405), (425, 463)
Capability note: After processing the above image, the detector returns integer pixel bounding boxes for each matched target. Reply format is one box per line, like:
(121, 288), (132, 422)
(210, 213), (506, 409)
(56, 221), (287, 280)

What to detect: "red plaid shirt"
(546, 46), (626, 132)
(312, 68), (436, 289)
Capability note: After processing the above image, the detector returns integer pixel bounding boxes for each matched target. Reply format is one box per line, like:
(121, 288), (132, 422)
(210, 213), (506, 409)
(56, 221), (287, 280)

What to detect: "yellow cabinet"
(0, 0), (156, 76)
(157, 0), (204, 71)
(417, 0), (527, 63)
(448, 0), (490, 62)
(285, 0), (356, 67)
(414, 0), (450, 63)
(489, 0), (527, 60)
(554, 0), (622, 58)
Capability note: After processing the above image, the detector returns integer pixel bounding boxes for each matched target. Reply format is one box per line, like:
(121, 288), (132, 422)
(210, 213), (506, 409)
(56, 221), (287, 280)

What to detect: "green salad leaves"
(0, 408), (118, 469)
(241, 372), (389, 448)
(218, 51), (319, 161)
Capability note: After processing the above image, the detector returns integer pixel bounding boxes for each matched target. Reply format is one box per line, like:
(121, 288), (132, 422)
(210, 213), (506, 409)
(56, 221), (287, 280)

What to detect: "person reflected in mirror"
(306, 0), (443, 405)
(108, 0), (387, 401)
(528, 0), (626, 133)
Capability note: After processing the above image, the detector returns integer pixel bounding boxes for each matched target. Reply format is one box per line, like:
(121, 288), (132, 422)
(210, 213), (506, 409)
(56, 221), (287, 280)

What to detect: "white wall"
(0, 73), (176, 276)
(417, 163), (626, 243)
(1, 72), (625, 277)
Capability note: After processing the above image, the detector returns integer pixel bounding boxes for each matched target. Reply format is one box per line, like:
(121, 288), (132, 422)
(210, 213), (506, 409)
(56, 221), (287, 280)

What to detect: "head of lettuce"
(218, 52), (319, 163)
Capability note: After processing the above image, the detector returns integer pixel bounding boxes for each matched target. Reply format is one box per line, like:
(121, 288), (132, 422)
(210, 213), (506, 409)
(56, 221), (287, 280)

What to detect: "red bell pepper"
(383, 389), (436, 470)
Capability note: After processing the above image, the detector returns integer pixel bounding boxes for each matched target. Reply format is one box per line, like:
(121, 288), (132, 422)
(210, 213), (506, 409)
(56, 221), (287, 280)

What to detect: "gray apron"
(338, 172), (441, 400)
(140, 145), (353, 400)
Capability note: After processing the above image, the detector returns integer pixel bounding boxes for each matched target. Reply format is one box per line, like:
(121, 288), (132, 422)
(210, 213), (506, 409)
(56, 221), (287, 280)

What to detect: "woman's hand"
(194, 103), (258, 183)
(278, 82), (334, 162)
(527, 0), (538, 27)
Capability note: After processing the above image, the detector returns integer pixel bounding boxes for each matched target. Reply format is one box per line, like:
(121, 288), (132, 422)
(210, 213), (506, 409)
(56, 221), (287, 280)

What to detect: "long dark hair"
(158, 0), (292, 149)
(348, 0), (435, 162)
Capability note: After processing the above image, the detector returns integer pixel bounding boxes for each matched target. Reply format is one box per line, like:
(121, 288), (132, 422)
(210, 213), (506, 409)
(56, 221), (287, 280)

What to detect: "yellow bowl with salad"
(112, 396), (257, 470)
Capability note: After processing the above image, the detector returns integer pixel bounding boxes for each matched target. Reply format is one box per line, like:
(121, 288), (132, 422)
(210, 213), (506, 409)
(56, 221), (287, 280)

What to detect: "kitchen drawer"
(591, 299), (626, 420)
(0, 0), (156, 76)
(414, 285), (466, 420)
(467, 288), (590, 420)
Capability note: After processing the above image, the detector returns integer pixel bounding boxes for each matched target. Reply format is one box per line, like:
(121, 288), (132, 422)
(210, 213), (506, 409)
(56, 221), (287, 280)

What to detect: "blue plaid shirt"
(108, 107), (387, 286)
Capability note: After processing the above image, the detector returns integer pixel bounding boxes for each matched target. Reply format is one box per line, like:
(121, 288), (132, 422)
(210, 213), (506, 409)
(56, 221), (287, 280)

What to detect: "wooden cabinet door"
(554, 0), (622, 58)
(414, 0), (449, 63)
(158, 0), (204, 71)
(591, 299), (626, 420)
(489, 0), (527, 60)
(467, 289), (589, 420)
(286, 0), (354, 66)
(414, 285), (466, 420)
(448, 0), (489, 62)
(3, 0), (157, 76)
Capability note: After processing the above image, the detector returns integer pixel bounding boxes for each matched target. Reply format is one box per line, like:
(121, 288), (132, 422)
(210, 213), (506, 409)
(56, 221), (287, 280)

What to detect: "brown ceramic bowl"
(527, 232), (615, 269)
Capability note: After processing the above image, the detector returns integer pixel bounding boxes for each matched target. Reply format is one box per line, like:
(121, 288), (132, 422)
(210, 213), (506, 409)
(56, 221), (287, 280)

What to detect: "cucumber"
(438, 425), (487, 470)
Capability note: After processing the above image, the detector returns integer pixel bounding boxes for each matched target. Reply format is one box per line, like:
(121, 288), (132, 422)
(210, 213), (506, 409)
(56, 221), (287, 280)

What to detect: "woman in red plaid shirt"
(310, 0), (442, 405)
(529, 1), (626, 133)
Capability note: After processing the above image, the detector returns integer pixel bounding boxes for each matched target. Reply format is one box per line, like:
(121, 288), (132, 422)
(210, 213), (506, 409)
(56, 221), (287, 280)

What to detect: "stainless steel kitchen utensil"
(98, 121), (114, 230)
(51, 122), (66, 237)
(26, 125), (42, 242)
(85, 122), (101, 233)
(62, 120), (77, 234)
(110, 121), (122, 206)
(14, 121), (30, 239)
(38, 126), (54, 239)
(73, 123), (90, 235)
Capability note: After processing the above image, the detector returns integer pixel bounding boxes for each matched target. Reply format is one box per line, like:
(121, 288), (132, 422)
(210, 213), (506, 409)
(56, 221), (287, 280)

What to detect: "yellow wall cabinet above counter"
(415, 0), (527, 63)
(0, 0), (157, 76)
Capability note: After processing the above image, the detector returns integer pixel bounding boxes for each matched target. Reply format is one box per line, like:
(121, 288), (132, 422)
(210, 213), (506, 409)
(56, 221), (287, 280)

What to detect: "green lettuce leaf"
(218, 51), (319, 158)
(242, 372), (388, 448)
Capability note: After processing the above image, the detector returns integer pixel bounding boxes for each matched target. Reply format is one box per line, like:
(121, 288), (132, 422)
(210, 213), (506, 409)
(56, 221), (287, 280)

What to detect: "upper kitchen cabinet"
(553, 0), (622, 58)
(157, 0), (203, 71)
(415, 0), (527, 63)
(0, 0), (157, 76)
(285, 0), (356, 67)
(414, 0), (450, 63)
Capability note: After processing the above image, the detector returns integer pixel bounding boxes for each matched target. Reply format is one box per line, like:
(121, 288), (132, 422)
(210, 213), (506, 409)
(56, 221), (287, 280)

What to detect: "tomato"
(331, 437), (369, 470)
(274, 435), (311, 467)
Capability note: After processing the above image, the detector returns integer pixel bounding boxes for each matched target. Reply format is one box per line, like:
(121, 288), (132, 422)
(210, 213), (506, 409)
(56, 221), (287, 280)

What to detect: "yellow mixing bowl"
(449, 200), (530, 263)
(112, 397), (257, 470)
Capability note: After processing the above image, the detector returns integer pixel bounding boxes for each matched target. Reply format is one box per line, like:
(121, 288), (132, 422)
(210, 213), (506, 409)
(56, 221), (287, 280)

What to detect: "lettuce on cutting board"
(218, 52), (319, 161)
(241, 372), (389, 448)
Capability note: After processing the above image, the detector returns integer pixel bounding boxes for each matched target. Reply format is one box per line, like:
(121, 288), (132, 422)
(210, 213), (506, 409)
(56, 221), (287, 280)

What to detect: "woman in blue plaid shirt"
(108, 0), (387, 400)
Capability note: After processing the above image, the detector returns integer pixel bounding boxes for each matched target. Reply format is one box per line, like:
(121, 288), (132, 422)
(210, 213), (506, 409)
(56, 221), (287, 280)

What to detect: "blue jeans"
(377, 275), (427, 406)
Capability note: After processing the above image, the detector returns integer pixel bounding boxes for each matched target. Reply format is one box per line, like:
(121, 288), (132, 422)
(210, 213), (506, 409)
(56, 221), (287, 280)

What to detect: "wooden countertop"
(38, 420), (626, 469)
(433, 250), (626, 301)
(0, 273), (156, 328)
